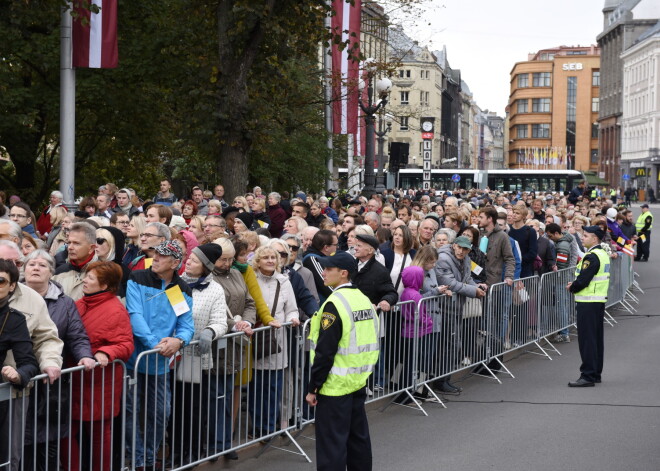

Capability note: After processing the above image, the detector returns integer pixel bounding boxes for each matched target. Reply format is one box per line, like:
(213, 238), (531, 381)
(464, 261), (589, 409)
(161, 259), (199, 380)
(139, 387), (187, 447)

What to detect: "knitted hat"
(192, 243), (223, 272)
(235, 211), (254, 229)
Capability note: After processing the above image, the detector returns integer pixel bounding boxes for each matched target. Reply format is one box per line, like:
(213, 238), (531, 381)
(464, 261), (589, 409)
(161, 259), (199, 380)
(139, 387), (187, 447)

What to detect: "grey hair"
(146, 222), (171, 240)
(318, 196), (329, 204)
(24, 249), (56, 275)
(70, 222), (97, 245)
(213, 237), (235, 257)
(268, 192), (281, 202)
(0, 240), (23, 264)
(437, 228), (457, 244)
(50, 191), (63, 200)
(363, 212), (380, 225)
(0, 220), (23, 242)
(281, 233), (302, 247)
(267, 238), (291, 261)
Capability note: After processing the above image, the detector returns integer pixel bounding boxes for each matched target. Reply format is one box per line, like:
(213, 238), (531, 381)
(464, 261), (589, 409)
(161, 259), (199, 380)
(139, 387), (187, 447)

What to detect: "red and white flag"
(72, 0), (118, 69)
(556, 253), (568, 264)
(331, 0), (361, 134)
(622, 245), (634, 257)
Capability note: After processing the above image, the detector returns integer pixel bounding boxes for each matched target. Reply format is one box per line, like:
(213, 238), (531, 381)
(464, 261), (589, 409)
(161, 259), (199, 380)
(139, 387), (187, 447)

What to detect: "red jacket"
(36, 204), (59, 236)
(73, 291), (134, 421)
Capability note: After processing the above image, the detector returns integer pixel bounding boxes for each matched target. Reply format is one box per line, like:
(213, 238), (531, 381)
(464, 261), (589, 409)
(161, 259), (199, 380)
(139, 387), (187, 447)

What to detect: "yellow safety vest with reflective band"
(610, 189), (616, 197)
(574, 247), (610, 303)
(591, 189), (597, 198)
(309, 288), (380, 396)
(635, 211), (653, 232)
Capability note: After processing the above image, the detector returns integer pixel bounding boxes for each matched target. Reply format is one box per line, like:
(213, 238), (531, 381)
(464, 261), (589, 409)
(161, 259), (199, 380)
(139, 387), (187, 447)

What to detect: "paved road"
(208, 204), (660, 471)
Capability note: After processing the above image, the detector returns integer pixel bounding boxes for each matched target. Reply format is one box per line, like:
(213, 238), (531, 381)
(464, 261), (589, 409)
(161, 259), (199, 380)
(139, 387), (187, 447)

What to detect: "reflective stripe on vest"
(636, 212), (653, 232)
(309, 288), (380, 396)
(574, 247), (610, 303)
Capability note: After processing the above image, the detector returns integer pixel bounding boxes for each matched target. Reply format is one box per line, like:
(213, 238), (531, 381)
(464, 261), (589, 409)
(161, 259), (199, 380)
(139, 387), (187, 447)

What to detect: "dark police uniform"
(308, 284), (379, 471)
(568, 241), (610, 386)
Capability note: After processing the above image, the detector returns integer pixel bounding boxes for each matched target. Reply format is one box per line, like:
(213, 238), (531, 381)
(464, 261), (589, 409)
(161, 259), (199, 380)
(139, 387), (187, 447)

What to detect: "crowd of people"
(0, 178), (653, 470)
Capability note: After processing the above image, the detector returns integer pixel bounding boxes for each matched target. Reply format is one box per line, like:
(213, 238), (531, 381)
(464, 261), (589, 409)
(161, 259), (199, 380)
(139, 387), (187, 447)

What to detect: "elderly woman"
(182, 200), (198, 225)
(434, 236), (488, 393)
(434, 228), (457, 249)
(0, 260), (40, 468)
(284, 216), (308, 236)
(171, 244), (228, 466)
(249, 246), (299, 437)
(18, 251), (89, 471)
(66, 261), (134, 471)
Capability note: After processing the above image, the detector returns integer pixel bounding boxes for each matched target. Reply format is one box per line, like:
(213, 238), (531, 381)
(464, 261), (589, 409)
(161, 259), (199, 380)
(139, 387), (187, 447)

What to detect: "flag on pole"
(331, 0), (361, 134)
(72, 0), (118, 68)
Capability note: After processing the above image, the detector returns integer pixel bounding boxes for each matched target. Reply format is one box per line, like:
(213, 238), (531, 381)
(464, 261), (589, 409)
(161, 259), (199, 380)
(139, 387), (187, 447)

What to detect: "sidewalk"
(209, 210), (660, 471)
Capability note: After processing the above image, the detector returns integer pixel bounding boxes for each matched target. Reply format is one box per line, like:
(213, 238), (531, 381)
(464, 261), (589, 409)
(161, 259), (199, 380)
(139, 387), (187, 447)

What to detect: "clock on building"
(422, 120), (433, 132)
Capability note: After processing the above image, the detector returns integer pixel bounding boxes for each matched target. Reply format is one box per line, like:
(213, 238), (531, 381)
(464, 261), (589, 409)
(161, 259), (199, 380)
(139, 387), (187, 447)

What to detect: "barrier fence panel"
(0, 360), (128, 471)
(485, 275), (547, 370)
(130, 323), (309, 471)
(538, 267), (576, 346)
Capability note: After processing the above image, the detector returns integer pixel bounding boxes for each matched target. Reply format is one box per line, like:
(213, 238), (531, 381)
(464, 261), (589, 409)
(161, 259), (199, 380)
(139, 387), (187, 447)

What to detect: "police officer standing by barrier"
(566, 226), (610, 387)
(635, 203), (653, 262)
(306, 251), (380, 471)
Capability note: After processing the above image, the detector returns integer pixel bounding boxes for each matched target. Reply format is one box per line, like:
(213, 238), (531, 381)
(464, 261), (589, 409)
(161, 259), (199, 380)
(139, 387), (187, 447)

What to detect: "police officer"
(635, 203), (653, 262)
(566, 226), (610, 387)
(305, 251), (379, 471)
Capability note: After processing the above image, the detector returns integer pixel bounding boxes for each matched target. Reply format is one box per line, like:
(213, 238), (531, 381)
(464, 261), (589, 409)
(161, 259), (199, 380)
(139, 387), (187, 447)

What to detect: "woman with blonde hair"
(46, 206), (69, 250)
(122, 214), (145, 266)
(231, 196), (250, 212)
(49, 210), (74, 255)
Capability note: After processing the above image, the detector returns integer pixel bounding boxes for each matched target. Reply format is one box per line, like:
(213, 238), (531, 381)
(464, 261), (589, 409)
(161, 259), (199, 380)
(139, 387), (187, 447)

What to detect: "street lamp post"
(359, 59), (392, 198)
(374, 114), (392, 193)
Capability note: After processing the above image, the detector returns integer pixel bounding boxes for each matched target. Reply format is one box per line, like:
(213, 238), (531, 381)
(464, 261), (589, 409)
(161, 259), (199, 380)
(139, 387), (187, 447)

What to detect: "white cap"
(606, 207), (617, 221)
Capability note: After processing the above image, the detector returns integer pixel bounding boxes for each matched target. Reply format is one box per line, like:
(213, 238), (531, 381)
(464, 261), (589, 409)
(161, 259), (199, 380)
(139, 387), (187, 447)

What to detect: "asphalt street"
(208, 204), (660, 471)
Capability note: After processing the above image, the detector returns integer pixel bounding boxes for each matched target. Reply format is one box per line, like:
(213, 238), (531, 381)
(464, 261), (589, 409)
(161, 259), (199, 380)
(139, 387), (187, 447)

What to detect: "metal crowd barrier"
(1, 256), (638, 469)
(0, 360), (127, 471)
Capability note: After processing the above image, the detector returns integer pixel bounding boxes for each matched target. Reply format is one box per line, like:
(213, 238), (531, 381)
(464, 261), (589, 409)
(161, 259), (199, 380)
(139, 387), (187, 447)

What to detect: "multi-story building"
(620, 20), (660, 196)
(459, 80), (474, 168)
(508, 45), (601, 172)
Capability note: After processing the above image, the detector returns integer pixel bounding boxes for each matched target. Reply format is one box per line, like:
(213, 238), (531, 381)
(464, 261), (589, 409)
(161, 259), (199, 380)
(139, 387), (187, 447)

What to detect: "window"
(592, 97), (599, 112)
(592, 123), (599, 139)
(398, 69), (411, 78)
(591, 150), (599, 164)
(421, 70), (430, 80)
(399, 116), (409, 131)
(400, 91), (409, 104)
(567, 50), (587, 55)
(517, 99), (528, 113)
(532, 124), (550, 138)
(532, 98), (551, 112)
(518, 74), (529, 88)
(517, 124), (528, 138)
(532, 72), (551, 87)
(592, 70), (600, 86)
(565, 77), (577, 168)
(420, 91), (429, 106)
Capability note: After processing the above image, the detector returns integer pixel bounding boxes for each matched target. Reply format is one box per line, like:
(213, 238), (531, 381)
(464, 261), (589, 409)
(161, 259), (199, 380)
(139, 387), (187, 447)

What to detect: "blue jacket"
(284, 267), (319, 319)
(126, 269), (194, 375)
(507, 237), (522, 280)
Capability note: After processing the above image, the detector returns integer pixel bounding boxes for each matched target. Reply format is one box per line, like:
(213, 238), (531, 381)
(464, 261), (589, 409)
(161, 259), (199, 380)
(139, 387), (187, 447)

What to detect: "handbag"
(253, 280), (283, 360)
(512, 281), (530, 305)
(462, 296), (483, 319)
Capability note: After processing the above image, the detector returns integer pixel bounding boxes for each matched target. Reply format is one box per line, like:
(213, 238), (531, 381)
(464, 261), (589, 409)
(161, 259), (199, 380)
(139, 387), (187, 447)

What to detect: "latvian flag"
(72, 0), (118, 69)
(556, 252), (568, 264)
(331, 0), (361, 134)
(622, 244), (634, 257)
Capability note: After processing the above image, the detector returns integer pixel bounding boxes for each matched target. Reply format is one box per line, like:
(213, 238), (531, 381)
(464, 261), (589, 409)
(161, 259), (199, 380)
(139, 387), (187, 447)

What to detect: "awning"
(582, 172), (610, 186)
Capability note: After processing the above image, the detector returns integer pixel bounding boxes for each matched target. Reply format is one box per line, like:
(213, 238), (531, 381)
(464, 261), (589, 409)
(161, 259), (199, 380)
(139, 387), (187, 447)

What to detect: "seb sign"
(562, 63), (583, 71)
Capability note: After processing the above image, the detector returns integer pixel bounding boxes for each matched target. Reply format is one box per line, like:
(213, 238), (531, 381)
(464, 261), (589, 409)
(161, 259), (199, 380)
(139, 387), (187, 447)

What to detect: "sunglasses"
(0, 277), (9, 286)
(96, 238), (107, 245)
(287, 245), (300, 252)
(277, 251), (289, 258)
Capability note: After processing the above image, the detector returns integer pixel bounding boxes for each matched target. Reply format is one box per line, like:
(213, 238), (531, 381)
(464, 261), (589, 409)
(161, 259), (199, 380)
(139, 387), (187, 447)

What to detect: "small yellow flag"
(165, 285), (189, 316)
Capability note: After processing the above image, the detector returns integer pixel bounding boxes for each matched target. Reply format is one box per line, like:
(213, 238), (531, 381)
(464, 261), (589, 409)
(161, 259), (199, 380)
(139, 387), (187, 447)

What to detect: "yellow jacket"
(241, 266), (275, 325)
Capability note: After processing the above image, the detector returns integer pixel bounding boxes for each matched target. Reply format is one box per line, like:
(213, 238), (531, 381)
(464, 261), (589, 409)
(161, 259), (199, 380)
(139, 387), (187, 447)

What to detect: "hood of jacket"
(102, 225), (126, 265)
(401, 265), (424, 291)
(438, 243), (467, 272)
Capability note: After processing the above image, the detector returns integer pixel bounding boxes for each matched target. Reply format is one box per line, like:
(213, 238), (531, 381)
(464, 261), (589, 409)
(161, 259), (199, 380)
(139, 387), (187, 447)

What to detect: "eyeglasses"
(140, 233), (159, 239)
(203, 224), (223, 230)
(96, 238), (107, 245)
(0, 277), (9, 287)
(277, 251), (289, 258)
(9, 213), (27, 219)
(117, 220), (130, 225)
(287, 245), (300, 252)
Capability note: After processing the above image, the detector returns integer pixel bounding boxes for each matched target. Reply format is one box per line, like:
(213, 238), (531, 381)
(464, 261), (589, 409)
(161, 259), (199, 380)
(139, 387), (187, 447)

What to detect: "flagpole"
(60, 3), (76, 206)
(324, 2), (334, 191)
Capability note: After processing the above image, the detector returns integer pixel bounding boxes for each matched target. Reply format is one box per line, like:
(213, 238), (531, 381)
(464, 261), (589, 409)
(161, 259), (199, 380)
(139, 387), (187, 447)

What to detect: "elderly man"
(351, 234), (398, 312)
(129, 222), (171, 271)
(435, 236), (487, 393)
(52, 222), (98, 300)
(266, 192), (288, 238)
(0, 220), (22, 246)
(0, 240), (64, 469)
(363, 212), (380, 233)
(318, 196), (338, 224)
(96, 194), (114, 219)
(418, 217), (439, 247)
(125, 241), (194, 470)
(36, 191), (63, 239)
(366, 198), (381, 214)
(301, 226), (320, 253)
(203, 215), (227, 242)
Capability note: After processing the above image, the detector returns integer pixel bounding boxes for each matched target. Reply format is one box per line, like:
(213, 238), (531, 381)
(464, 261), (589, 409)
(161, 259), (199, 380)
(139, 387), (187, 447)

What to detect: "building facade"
(508, 45), (601, 172)
(620, 20), (660, 196)
(597, 0), (660, 186)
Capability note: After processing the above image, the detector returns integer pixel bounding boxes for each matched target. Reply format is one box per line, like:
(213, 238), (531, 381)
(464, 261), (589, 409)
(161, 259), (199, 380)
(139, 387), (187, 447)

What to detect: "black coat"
(351, 257), (398, 307)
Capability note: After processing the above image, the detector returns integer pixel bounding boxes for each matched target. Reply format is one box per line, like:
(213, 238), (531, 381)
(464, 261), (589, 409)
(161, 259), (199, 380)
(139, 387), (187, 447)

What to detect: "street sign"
(451, 174), (461, 183)
(622, 174), (630, 181)
(423, 151), (431, 160)
(421, 132), (434, 139)
(422, 181), (430, 191)
(423, 171), (431, 181)
(423, 160), (431, 170)
(423, 141), (432, 150)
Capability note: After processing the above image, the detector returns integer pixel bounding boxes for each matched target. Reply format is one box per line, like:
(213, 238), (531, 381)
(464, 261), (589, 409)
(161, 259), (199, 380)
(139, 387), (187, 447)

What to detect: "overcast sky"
(393, 0), (606, 115)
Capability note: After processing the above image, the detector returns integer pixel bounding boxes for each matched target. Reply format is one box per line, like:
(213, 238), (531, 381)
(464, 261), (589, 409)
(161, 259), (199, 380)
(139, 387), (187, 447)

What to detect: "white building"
(620, 20), (660, 194)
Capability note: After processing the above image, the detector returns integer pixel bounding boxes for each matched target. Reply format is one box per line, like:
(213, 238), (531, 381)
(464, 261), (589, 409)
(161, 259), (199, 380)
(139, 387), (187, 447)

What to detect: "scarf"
(70, 252), (95, 270)
(232, 260), (248, 273)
